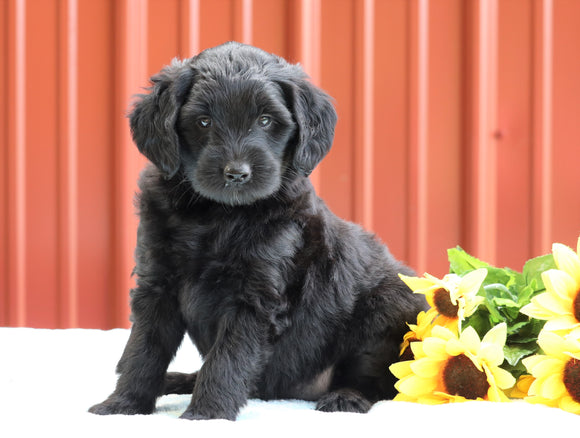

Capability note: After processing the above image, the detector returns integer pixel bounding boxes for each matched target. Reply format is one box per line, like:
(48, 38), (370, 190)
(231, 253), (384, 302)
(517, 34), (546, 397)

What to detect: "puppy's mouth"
(191, 150), (282, 206)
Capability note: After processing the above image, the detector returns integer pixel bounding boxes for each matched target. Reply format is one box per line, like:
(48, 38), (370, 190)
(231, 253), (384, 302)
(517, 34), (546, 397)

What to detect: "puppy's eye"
(257, 115), (272, 128)
(197, 116), (212, 128)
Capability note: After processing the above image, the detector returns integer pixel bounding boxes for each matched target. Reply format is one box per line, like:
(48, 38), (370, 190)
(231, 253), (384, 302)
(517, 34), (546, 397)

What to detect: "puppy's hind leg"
(314, 351), (388, 414)
(316, 388), (372, 413)
(162, 372), (197, 395)
(315, 330), (402, 414)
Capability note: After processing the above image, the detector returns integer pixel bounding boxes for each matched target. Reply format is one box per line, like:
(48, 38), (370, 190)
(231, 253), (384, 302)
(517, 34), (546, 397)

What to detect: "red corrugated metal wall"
(2, 0), (579, 329)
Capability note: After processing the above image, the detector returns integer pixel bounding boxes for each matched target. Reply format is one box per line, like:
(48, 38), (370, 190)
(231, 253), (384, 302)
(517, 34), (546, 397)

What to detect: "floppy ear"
(284, 79), (338, 176)
(129, 59), (194, 178)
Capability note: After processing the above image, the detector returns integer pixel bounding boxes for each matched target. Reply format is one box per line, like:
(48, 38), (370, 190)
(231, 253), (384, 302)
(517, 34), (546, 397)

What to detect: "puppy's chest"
(169, 213), (301, 293)
(168, 214), (302, 353)
(171, 217), (261, 266)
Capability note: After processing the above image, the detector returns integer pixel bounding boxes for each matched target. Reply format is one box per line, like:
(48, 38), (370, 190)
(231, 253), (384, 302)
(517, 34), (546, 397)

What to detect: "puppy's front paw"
(179, 406), (236, 421)
(179, 410), (211, 421)
(316, 389), (372, 413)
(89, 395), (154, 416)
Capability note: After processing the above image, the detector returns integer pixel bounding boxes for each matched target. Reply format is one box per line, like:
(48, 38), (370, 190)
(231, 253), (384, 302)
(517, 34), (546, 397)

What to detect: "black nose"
(224, 162), (251, 184)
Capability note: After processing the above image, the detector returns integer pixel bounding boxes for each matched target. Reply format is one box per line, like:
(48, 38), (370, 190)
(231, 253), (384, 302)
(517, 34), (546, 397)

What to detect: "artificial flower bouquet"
(390, 234), (580, 414)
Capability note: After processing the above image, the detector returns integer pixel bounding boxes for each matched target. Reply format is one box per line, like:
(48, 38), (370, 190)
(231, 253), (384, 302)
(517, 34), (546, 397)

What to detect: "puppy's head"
(129, 42), (337, 206)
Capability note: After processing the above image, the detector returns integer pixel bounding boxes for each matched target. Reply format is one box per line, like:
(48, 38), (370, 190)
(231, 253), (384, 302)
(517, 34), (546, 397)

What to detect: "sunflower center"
(563, 358), (580, 403)
(573, 289), (580, 323)
(442, 354), (489, 399)
(433, 288), (459, 318)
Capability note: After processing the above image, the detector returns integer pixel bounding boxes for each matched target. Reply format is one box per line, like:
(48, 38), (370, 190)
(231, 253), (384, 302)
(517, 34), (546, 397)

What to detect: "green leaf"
(517, 282), (536, 307)
(482, 268), (512, 287)
(503, 343), (538, 367)
(508, 318), (546, 344)
(504, 267), (524, 288)
(493, 298), (519, 308)
(483, 268), (522, 301)
(463, 311), (492, 339)
(448, 247), (489, 276)
(484, 283), (514, 301)
(523, 254), (556, 292)
(485, 302), (504, 324)
(482, 285), (521, 320)
(505, 320), (530, 336)
(501, 360), (530, 381)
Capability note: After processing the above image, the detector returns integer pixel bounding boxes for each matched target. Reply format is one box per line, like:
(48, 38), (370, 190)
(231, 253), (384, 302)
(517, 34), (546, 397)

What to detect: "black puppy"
(90, 42), (426, 420)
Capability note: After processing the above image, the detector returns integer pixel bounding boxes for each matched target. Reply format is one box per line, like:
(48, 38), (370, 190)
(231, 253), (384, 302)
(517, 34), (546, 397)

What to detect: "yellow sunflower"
(522, 330), (580, 414)
(399, 269), (487, 332)
(521, 236), (580, 337)
(389, 323), (515, 404)
(399, 310), (436, 360)
(508, 374), (535, 399)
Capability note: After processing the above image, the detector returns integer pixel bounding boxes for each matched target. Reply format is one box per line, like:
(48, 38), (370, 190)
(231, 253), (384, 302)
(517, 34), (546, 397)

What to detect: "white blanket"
(2, 327), (579, 437)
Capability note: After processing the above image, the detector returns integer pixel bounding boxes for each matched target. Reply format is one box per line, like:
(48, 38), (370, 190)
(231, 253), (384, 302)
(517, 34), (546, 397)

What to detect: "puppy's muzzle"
(224, 162), (251, 185)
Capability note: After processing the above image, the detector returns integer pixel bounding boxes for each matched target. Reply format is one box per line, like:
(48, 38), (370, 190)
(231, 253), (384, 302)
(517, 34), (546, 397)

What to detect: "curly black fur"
(89, 42), (427, 421)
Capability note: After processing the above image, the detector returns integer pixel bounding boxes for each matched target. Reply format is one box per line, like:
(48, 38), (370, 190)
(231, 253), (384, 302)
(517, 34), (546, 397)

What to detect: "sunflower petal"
(522, 355), (545, 374)
(427, 272), (455, 286)
(464, 296), (485, 318)
(543, 316), (580, 332)
(417, 393), (449, 405)
(458, 268), (487, 297)
(459, 326), (481, 353)
(433, 392), (470, 403)
(533, 290), (571, 316)
(430, 325), (457, 341)
(486, 380), (511, 402)
(566, 351), (580, 361)
(542, 269), (577, 304)
(389, 360), (413, 378)
(538, 331), (569, 357)
(481, 368), (502, 402)
(420, 308), (438, 325)
(479, 344), (504, 367)
(561, 335), (580, 352)
(528, 357), (564, 378)
(445, 339), (465, 357)
(491, 367), (516, 389)
(520, 301), (555, 320)
(410, 358), (441, 378)
(482, 322), (507, 347)
(560, 396), (580, 414)
(410, 341), (425, 359)
(567, 326), (580, 340)
(527, 378), (540, 396)
(393, 392), (417, 402)
(397, 375), (437, 397)
(398, 274), (437, 293)
(540, 373), (567, 399)
(422, 337), (449, 360)
(552, 242), (580, 286)
(526, 394), (560, 407)
(412, 309), (436, 340)
(511, 375), (534, 398)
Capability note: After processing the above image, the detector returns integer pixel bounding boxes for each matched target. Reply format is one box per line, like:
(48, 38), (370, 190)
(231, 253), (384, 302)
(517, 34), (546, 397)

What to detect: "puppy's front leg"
(89, 292), (185, 415)
(180, 307), (268, 421)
